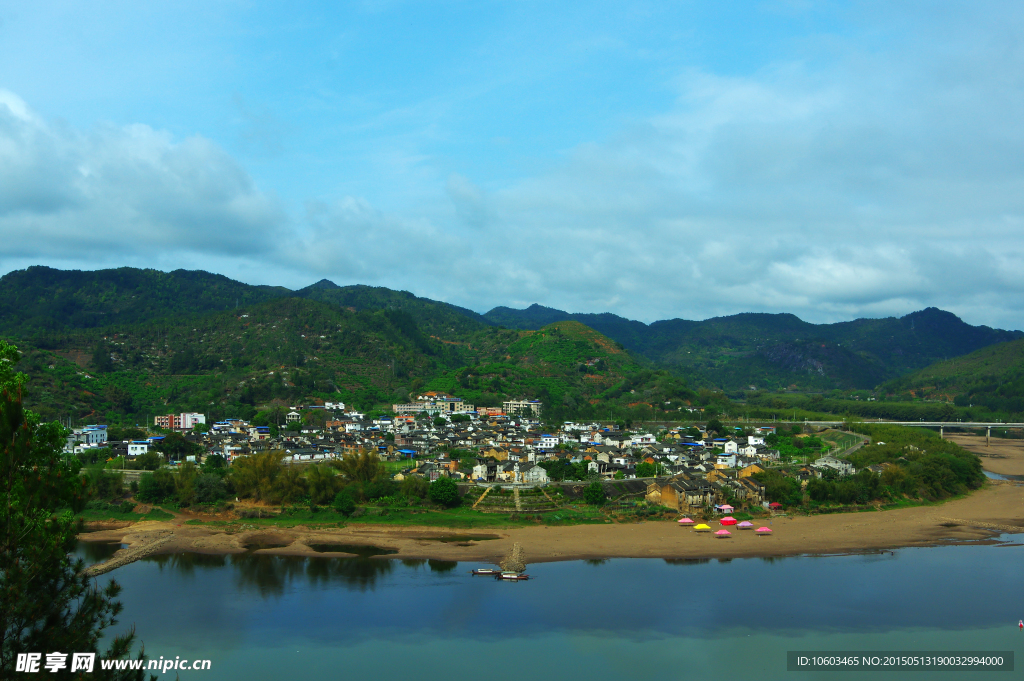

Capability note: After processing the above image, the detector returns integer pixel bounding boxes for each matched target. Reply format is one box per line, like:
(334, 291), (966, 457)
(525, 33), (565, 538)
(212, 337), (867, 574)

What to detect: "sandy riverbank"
(80, 435), (1024, 567)
(947, 433), (1024, 476)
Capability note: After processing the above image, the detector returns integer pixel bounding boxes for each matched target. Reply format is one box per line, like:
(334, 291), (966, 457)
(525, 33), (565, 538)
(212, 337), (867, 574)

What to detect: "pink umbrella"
(719, 504), (734, 512)
(720, 516), (737, 526)
(677, 517), (695, 525)
(768, 502), (783, 509)
(755, 527), (773, 535)
(737, 521), (753, 529)
(714, 529), (731, 538)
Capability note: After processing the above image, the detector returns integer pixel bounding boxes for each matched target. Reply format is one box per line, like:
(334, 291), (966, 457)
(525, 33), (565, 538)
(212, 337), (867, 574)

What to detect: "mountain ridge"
(1, 266), (1020, 394)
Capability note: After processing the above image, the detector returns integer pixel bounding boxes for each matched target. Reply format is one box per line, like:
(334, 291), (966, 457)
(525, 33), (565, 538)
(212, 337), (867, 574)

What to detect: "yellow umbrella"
(694, 523), (711, 532)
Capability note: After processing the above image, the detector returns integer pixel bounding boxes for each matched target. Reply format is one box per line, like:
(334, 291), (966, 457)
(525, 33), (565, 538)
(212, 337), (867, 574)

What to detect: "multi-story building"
(63, 425), (108, 453)
(503, 399), (542, 416)
(392, 394), (473, 415)
(154, 413), (206, 430)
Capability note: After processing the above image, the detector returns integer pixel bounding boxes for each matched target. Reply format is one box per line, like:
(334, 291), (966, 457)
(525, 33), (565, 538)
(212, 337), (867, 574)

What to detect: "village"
(63, 391), (862, 515)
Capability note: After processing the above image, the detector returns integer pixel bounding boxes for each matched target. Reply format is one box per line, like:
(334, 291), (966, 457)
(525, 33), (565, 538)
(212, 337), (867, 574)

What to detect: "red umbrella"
(720, 516), (737, 526)
(768, 502), (783, 509)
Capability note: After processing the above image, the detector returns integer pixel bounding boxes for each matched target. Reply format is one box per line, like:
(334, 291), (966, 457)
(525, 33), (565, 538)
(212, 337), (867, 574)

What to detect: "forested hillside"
(486, 305), (1022, 391)
(882, 339), (1024, 414)
(13, 298), (688, 426)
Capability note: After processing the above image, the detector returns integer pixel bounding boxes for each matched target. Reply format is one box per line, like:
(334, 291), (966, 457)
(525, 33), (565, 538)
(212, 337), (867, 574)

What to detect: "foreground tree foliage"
(0, 340), (150, 678)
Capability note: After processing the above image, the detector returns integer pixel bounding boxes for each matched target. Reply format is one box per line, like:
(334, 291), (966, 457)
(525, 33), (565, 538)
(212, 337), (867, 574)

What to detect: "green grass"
(76, 508), (174, 522)
(380, 459), (415, 474)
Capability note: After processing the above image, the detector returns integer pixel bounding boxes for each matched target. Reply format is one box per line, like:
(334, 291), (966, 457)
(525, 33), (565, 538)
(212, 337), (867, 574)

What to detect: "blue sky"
(1, 1), (1022, 328)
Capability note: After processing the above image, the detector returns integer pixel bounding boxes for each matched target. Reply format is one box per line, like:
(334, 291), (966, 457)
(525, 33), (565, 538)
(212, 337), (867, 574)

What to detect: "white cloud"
(0, 92), (286, 265)
(4, 3), (1024, 331)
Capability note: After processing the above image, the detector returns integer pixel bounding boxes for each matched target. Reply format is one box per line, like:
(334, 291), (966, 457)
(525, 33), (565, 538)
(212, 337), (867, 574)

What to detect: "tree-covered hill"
(881, 338), (1024, 414)
(5, 265), (1020, 400)
(16, 296), (475, 422)
(13, 300), (691, 425)
(423, 321), (693, 422)
(0, 266), (289, 337)
(295, 280), (492, 338)
(485, 305), (1023, 391)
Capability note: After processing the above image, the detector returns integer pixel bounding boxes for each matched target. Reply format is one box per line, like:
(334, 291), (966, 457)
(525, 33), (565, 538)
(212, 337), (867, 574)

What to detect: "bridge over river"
(795, 420), (1024, 445)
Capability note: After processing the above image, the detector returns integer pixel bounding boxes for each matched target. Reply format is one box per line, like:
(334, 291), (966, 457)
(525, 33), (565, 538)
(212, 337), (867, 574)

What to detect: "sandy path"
(79, 434), (1024, 567)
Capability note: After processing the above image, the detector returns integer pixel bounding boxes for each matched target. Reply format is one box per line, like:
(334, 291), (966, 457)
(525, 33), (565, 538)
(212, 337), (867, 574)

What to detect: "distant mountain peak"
(307, 279), (340, 290)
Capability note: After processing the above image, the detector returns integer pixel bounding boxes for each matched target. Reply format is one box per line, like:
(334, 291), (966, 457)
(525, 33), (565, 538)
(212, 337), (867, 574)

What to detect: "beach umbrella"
(677, 517), (695, 525)
(694, 523), (711, 532)
(737, 521), (753, 529)
(768, 502), (783, 509)
(714, 529), (731, 538)
(720, 516), (738, 526)
(755, 527), (773, 535)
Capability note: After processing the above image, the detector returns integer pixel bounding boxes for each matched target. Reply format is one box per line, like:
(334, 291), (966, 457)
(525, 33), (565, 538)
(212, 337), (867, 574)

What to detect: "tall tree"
(0, 340), (150, 678)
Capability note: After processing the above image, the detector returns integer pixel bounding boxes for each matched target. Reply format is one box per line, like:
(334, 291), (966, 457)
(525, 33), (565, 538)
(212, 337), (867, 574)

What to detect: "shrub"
(136, 469), (176, 503)
(583, 481), (605, 506)
(428, 477), (460, 507)
(401, 476), (429, 499)
(365, 478), (397, 500)
(332, 490), (356, 516)
(195, 473), (228, 504)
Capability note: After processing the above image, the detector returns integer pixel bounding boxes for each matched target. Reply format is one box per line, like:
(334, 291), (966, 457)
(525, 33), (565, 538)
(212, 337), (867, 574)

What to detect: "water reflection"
(149, 552), (229, 577)
(427, 560), (457, 573)
(585, 559), (608, 566)
(306, 544), (398, 557)
(664, 558), (710, 566)
(76, 541), (123, 563)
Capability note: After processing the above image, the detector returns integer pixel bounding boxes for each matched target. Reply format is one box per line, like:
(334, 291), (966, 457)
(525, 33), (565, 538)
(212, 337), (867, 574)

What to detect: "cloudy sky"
(1, 1), (1022, 328)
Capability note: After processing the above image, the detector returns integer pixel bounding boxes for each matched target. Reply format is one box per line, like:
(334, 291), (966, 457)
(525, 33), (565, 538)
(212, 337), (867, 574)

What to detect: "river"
(76, 537), (1024, 680)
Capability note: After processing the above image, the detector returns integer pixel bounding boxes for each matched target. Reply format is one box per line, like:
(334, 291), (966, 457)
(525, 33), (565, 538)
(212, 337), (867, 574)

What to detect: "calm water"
(76, 539), (1024, 680)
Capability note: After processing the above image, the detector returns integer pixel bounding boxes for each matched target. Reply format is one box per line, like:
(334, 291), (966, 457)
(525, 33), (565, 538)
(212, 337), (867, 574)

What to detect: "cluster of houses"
(66, 392), (864, 512)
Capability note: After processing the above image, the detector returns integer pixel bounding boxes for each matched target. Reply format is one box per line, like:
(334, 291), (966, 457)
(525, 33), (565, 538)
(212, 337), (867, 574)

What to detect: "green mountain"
(0, 266), (492, 341)
(13, 296), (687, 425)
(0, 266), (289, 337)
(5, 265), (1019, 408)
(423, 321), (693, 422)
(881, 338), (1024, 414)
(295, 280), (492, 338)
(485, 305), (1023, 391)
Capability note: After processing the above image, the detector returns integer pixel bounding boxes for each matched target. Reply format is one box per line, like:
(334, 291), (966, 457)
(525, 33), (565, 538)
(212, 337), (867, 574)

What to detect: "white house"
(521, 463), (549, 484)
(127, 441), (149, 457)
(723, 440), (739, 454)
(813, 455), (855, 476)
(716, 453), (737, 468)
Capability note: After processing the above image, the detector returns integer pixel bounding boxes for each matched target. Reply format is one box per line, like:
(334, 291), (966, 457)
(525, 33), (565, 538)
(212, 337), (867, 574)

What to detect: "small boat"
(470, 568), (498, 575)
(496, 571), (530, 581)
